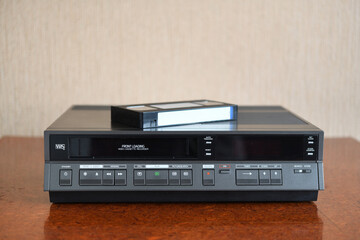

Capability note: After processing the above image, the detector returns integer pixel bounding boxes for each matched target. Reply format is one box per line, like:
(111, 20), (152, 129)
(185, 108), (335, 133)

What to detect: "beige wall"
(0, 0), (359, 139)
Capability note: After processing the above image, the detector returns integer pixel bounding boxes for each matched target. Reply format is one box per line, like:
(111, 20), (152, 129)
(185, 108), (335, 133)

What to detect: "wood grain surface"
(0, 1), (360, 140)
(0, 137), (359, 239)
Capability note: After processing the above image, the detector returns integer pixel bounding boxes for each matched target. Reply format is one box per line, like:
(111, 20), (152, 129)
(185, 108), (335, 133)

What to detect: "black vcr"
(44, 105), (324, 202)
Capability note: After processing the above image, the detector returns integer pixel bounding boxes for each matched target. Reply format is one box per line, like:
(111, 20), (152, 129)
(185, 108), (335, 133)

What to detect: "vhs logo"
(55, 144), (66, 150)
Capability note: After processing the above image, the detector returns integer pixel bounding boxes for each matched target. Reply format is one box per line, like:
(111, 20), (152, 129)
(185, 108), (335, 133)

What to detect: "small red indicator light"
(207, 172), (210, 175)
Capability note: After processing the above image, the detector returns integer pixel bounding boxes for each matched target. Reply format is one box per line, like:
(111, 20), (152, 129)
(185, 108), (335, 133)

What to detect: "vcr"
(44, 105), (324, 202)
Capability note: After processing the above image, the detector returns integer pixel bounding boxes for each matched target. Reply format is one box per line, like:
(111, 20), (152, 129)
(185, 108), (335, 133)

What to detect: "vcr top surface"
(46, 105), (322, 133)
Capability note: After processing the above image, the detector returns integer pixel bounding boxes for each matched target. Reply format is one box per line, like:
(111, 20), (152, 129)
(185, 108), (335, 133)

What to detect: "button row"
(79, 170), (126, 186)
(60, 168), (282, 187)
(134, 170), (192, 186)
(236, 169), (282, 185)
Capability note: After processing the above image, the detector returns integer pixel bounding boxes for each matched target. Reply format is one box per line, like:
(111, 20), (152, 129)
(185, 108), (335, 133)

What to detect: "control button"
(271, 170), (282, 185)
(304, 136), (317, 160)
(259, 170), (270, 185)
(102, 170), (115, 185)
(169, 170), (180, 185)
(115, 170), (127, 185)
(236, 170), (259, 185)
(219, 169), (230, 174)
(181, 170), (192, 185)
(79, 170), (102, 185)
(145, 170), (168, 185)
(59, 170), (72, 186)
(204, 146), (213, 157)
(202, 169), (215, 186)
(134, 170), (145, 186)
(294, 169), (312, 174)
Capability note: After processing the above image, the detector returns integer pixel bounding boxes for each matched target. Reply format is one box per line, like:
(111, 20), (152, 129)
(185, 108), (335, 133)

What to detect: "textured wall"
(0, 0), (359, 139)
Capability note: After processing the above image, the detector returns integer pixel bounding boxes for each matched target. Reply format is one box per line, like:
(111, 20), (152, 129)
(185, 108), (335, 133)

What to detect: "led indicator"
(207, 172), (210, 175)
(155, 172), (160, 176)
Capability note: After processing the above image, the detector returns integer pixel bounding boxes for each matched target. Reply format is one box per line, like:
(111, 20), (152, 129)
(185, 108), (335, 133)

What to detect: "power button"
(59, 170), (72, 186)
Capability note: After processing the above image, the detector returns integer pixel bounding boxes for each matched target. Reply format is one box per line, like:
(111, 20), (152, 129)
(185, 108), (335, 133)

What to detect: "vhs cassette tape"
(111, 100), (238, 128)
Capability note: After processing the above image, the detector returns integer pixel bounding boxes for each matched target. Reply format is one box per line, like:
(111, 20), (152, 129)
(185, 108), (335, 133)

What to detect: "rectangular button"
(294, 169), (311, 174)
(115, 170), (127, 185)
(169, 170), (180, 185)
(259, 170), (270, 185)
(145, 170), (168, 185)
(271, 170), (282, 185)
(59, 170), (72, 186)
(219, 169), (230, 174)
(102, 170), (115, 185)
(236, 170), (259, 185)
(134, 170), (145, 185)
(79, 170), (102, 185)
(181, 170), (192, 185)
(202, 169), (215, 186)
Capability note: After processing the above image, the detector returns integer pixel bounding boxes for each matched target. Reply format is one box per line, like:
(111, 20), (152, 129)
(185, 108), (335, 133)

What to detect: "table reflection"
(44, 202), (322, 239)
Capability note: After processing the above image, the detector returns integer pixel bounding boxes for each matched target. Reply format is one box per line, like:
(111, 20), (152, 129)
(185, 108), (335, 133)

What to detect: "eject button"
(79, 170), (102, 185)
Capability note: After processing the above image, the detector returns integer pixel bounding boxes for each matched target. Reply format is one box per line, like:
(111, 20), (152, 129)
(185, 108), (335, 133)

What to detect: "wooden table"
(0, 137), (359, 239)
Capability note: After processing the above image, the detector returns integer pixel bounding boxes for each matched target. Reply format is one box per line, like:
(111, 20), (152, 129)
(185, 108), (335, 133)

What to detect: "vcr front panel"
(45, 161), (324, 191)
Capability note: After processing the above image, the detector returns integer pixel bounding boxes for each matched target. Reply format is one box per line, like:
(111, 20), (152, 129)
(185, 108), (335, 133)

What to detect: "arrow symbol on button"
(243, 172), (252, 175)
